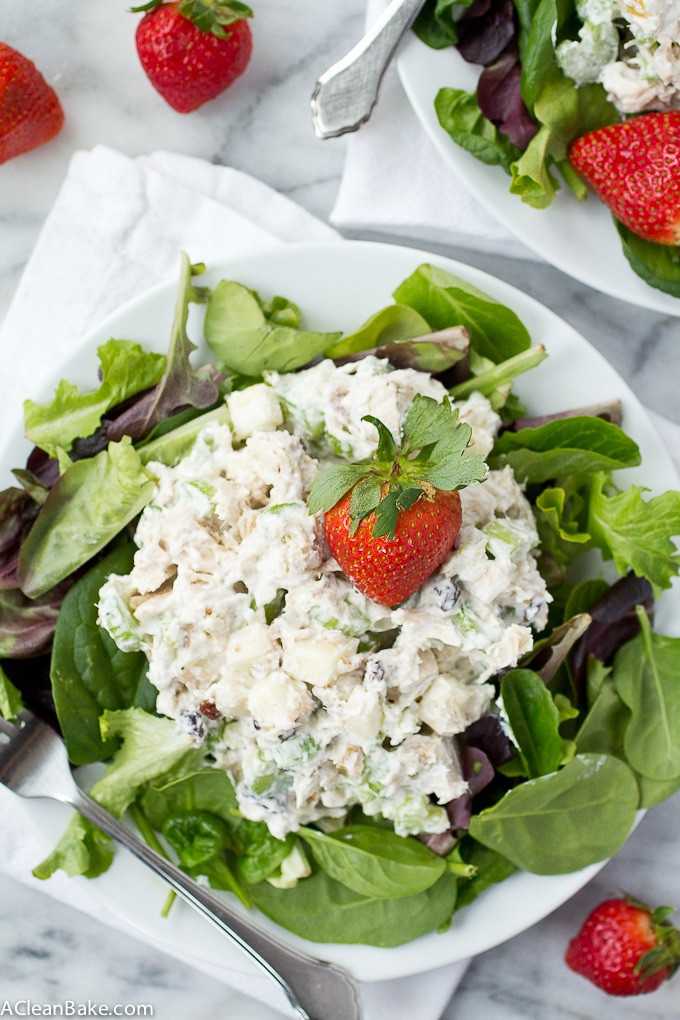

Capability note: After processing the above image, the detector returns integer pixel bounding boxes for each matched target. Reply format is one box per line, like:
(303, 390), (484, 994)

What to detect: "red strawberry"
(134, 0), (253, 113)
(569, 112), (680, 246)
(0, 43), (64, 165)
(325, 486), (463, 607)
(565, 896), (680, 996)
(307, 395), (487, 608)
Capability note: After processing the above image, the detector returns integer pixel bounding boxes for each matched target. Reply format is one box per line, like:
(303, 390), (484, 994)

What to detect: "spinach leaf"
(468, 753), (639, 873)
(587, 474), (680, 597)
(162, 810), (229, 869)
(392, 264), (531, 362)
(501, 669), (564, 777)
(17, 438), (155, 599)
(142, 769), (291, 885)
(32, 814), (114, 881)
(0, 662), (24, 721)
(614, 609), (680, 782)
(455, 837), (516, 909)
(24, 341), (165, 454)
(616, 222), (680, 298)
(50, 543), (155, 765)
(299, 824), (445, 899)
(249, 868), (457, 946)
(325, 305), (470, 374)
(490, 418), (640, 483)
(142, 768), (239, 826)
(435, 89), (522, 174)
(326, 305), (431, 357)
(413, 0), (466, 48)
(204, 281), (340, 376)
(574, 668), (680, 809)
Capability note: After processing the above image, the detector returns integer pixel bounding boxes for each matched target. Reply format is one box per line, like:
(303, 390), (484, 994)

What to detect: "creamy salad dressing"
(98, 358), (550, 841)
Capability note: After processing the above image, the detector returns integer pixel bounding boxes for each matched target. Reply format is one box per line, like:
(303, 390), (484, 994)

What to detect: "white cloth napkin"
(0, 145), (468, 1020)
(330, 0), (535, 260)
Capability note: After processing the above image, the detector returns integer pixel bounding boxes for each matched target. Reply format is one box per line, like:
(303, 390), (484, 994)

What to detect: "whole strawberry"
(133, 0), (253, 113)
(566, 896), (680, 996)
(307, 395), (487, 607)
(569, 112), (680, 246)
(0, 43), (63, 165)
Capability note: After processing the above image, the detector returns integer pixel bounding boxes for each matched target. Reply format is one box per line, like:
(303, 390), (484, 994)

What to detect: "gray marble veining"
(1, 2), (680, 1019)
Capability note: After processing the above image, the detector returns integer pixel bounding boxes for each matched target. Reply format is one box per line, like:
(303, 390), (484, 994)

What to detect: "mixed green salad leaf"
(2, 254), (680, 949)
(415, 0), (680, 295)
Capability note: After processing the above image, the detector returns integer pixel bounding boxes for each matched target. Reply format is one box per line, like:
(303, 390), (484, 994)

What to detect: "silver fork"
(0, 710), (362, 1020)
(311, 0), (427, 139)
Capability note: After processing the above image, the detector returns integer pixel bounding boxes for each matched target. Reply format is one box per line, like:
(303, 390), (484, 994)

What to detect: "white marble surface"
(1, 2), (680, 1018)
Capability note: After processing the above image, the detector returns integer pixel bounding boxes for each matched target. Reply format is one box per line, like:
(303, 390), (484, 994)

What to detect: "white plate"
(397, 35), (680, 317)
(4, 240), (679, 982)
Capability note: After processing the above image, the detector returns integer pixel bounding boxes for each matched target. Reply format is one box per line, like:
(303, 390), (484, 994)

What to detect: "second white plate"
(398, 34), (680, 317)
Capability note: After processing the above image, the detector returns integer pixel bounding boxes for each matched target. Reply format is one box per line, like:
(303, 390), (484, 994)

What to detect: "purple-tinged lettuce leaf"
(477, 45), (538, 149)
(457, 0), (516, 66)
(520, 613), (591, 684)
(333, 327), (470, 374)
(509, 399), (622, 431)
(571, 574), (654, 691)
(446, 745), (496, 830)
(0, 585), (66, 658)
(462, 713), (514, 766)
(416, 830), (457, 856)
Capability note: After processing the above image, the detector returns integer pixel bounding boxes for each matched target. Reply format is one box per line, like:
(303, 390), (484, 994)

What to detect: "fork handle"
(71, 790), (361, 1020)
(311, 0), (426, 138)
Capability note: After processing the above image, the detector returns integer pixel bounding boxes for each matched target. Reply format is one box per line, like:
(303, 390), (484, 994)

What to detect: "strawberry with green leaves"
(307, 395), (487, 608)
(133, 0), (253, 113)
(566, 896), (680, 996)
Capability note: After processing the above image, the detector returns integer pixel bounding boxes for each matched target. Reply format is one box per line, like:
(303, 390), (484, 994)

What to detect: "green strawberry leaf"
(401, 395), (460, 453)
(349, 477), (383, 535)
(362, 415), (397, 463)
(307, 464), (369, 516)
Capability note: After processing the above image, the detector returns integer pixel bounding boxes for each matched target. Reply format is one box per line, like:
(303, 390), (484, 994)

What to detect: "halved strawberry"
(569, 112), (680, 246)
(307, 395), (487, 607)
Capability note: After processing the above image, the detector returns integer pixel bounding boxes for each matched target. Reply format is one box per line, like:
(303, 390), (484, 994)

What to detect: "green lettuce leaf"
(588, 474), (680, 596)
(0, 662), (24, 721)
(17, 437), (155, 599)
(24, 341), (165, 454)
(33, 814), (114, 881)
